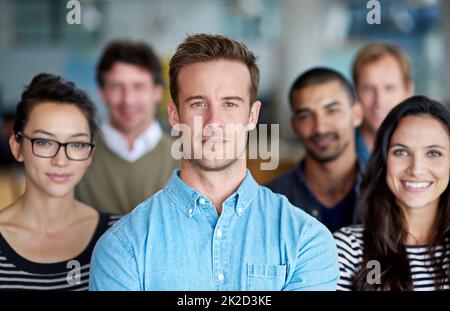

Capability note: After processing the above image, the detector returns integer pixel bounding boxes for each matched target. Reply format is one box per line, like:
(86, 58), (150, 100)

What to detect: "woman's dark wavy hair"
(13, 73), (98, 142)
(353, 95), (450, 290)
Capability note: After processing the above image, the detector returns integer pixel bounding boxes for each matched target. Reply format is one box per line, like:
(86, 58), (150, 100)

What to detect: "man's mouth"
(310, 133), (338, 149)
(119, 108), (139, 119)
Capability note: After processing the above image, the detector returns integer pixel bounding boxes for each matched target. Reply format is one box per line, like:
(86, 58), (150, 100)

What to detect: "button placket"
(216, 229), (222, 238)
(212, 226), (223, 289)
(217, 273), (224, 282)
(212, 209), (231, 290)
(187, 207), (194, 217)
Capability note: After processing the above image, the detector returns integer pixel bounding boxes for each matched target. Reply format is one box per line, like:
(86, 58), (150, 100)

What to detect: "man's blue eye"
(428, 150), (443, 157)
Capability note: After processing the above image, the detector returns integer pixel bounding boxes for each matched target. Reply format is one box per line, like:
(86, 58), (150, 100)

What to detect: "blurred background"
(0, 0), (449, 206)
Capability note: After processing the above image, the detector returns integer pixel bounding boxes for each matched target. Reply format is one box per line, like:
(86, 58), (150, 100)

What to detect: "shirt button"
(199, 198), (206, 205)
(311, 209), (319, 217)
(217, 273), (224, 281)
(216, 229), (222, 238)
(237, 207), (243, 215)
(188, 208), (193, 217)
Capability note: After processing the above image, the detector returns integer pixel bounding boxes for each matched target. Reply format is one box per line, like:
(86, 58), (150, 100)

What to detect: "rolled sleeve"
(89, 229), (141, 291)
(284, 219), (340, 291)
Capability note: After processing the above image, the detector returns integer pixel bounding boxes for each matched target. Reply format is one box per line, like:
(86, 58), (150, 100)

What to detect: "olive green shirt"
(76, 134), (178, 214)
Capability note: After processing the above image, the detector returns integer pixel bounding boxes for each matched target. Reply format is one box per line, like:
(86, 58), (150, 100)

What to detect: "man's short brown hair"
(96, 40), (164, 88)
(352, 43), (412, 87)
(169, 34), (259, 106)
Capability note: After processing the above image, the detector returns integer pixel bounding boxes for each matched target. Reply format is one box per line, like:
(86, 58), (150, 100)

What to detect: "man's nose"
(204, 103), (223, 126)
(312, 113), (328, 134)
(372, 88), (386, 109)
(121, 87), (136, 106)
(203, 104), (226, 137)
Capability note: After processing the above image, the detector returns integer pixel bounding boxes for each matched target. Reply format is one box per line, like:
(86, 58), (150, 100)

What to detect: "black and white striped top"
(334, 225), (450, 291)
(0, 213), (120, 291)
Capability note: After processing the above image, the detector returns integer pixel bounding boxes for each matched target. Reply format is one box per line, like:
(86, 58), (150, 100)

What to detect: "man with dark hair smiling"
(89, 34), (339, 291)
(268, 67), (365, 232)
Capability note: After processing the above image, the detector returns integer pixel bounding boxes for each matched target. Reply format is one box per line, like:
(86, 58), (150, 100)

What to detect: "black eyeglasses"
(17, 132), (95, 161)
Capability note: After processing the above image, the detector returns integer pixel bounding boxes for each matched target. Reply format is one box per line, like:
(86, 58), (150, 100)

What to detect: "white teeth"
(404, 181), (431, 189)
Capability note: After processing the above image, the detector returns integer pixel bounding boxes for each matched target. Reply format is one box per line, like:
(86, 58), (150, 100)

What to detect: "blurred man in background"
(76, 41), (178, 214)
(267, 68), (365, 232)
(352, 43), (414, 163)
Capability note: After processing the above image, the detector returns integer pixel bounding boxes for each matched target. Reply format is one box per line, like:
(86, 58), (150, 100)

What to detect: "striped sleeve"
(333, 225), (365, 291)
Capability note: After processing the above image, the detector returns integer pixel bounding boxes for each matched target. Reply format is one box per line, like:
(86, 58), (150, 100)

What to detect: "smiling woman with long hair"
(334, 96), (450, 290)
(0, 73), (120, 290)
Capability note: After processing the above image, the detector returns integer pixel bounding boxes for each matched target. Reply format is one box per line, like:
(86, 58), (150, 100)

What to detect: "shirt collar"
(100, 120), (163, 162)
(164, 169), (259, 218)
(296, 157), (366, 191)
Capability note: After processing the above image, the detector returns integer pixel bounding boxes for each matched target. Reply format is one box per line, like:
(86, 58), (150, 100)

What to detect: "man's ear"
(9, 134), (24, 162)
(167, 100), (180, 128)
(351, 101), (364, 128)
(406, 81), (415, 97)
(290, 115), (296, 132)
(290, 114), (304, 140)
(247, 100), (262, 131)
(98, 87), (110, 109)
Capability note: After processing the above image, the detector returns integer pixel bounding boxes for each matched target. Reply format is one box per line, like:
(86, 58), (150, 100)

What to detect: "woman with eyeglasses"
(334, 96), (450, 290)
(0, 73), (120, 290)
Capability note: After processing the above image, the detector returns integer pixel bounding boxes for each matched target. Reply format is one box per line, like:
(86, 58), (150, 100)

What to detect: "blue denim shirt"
(89, 169), (339, 291)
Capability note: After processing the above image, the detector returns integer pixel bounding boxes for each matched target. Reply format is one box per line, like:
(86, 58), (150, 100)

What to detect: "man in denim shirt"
(89, 34), (339, 291)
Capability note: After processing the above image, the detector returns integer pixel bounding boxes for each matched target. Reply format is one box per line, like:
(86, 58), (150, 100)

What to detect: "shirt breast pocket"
(246, 263), (287, 291)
